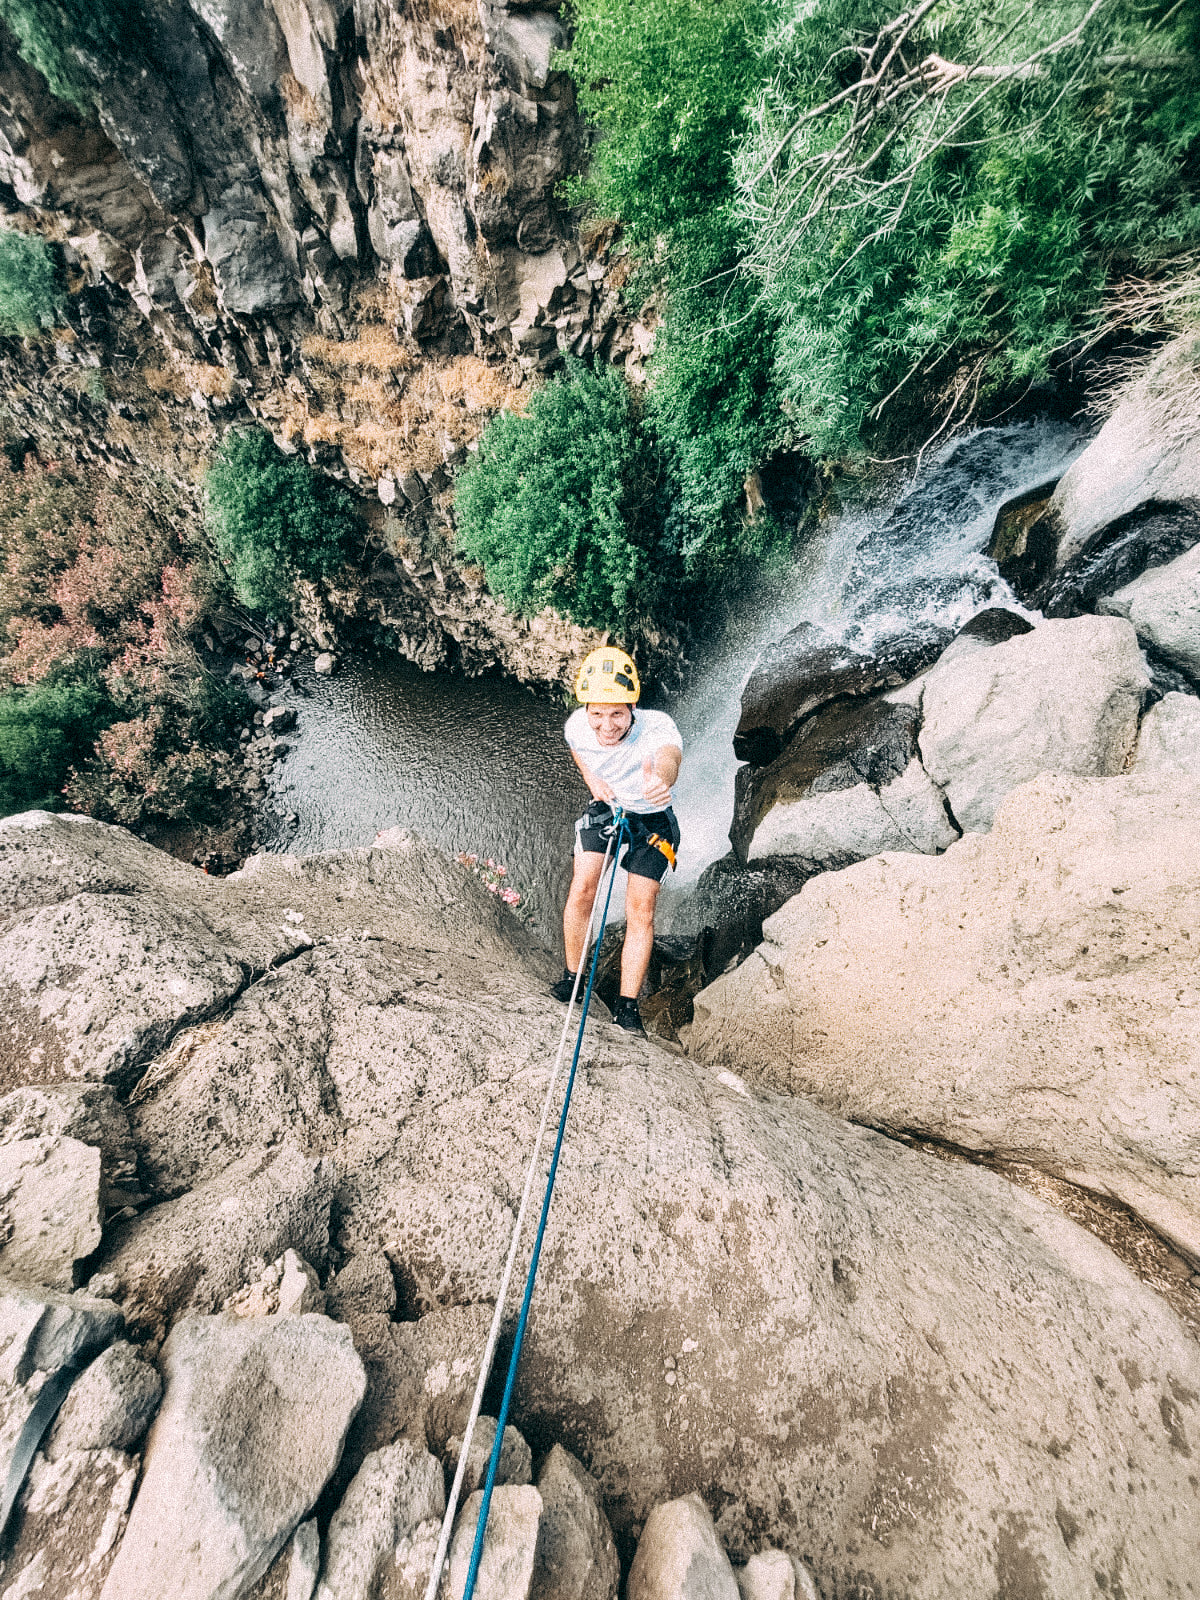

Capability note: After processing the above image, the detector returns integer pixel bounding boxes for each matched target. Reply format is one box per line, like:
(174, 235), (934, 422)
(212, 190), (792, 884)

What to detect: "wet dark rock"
(1019, 501), (1200, 616)
(734, 624), (942, 768)
(731, 698), (919, 862)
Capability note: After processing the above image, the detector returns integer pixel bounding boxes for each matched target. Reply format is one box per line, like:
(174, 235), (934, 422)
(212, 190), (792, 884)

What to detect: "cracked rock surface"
(0, 810), (1197, 1596)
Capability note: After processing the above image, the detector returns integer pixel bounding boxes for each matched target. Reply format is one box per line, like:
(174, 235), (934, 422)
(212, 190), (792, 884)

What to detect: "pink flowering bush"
(456, 852), (530, 919)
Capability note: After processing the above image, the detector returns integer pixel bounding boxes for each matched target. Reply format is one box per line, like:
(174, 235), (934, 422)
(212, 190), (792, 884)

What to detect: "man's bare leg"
(620, 873), (660, 998)
(563, 852), (605, 975)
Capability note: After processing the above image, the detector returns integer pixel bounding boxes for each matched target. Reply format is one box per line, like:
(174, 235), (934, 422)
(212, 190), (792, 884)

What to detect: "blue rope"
(460, 811), (629, 1600)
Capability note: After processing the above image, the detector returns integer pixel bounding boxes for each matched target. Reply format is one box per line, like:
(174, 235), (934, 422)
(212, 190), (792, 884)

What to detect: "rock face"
(3, 814), (1200, 1598)
(1099, 541), (1200, 680)
(918, 615), (1149, 830)
(100, 1311), (366, 1600)
(692, 770), (1200, 1263)
(1034, 348), (1200, 575)
(0, 0), (645, 692)
(0, 810), (309, 1088)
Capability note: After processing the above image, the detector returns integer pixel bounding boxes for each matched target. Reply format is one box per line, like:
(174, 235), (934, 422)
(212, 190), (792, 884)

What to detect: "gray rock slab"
(918, 615), (1149, 831)
(0, 811), (307, 1088)
(0, 1083), (138, 1189)
(1, 1445), (138, 1600)
(529, 1445), (618, 1600)
(0, 1281), (122, 1386)
(0, 1135), (102, 1288)
(746, 758), (958, 866)
(99, 1311), (365, 1600)
(314, 1439), (444, 1600)
(443, 1485), (543, 1600)
(1099, 541), (1200, 677)
(44, 1340), (162, 1459)
(1133, 691), (1200, 775)
(99, 1145), (333, 1338)
(628, 1495), (738, 1600)
(693, 769), (1200, 1263)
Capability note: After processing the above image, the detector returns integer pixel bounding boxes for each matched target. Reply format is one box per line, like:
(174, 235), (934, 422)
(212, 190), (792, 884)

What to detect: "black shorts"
(575, 803), (681, 883)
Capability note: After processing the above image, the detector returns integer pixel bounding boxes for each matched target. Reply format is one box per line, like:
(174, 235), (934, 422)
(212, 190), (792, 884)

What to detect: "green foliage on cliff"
(0, 0), (144, 112)
(0, 675), (110, 813)
(0, 228), (64, 336)
(454, 360), (665, 633)
(566, 0), (1200, 465)
(204, 429), (360, 615)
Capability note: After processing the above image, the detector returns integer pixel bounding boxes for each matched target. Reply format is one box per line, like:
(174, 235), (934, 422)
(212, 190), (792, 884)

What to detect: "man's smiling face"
(586, 703), (634, 746)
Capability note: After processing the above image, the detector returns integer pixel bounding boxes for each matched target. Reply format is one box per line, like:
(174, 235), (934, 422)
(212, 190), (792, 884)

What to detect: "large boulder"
(918, 615), (1149, 831)
(99, 1312), (365, 1600)
(1099, 541), (1200, 681)
(99, 1144), (334, 1339)
(5, 818), (1200, 1598)
(1133, 691), (1200, 776)
(691, 770), (1200, 1263)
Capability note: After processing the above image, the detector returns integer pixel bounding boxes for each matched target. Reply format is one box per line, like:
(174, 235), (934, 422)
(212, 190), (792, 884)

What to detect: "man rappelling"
(550, 647), (683, 1036)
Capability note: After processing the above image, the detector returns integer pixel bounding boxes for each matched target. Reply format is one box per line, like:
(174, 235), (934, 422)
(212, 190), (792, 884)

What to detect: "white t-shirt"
(564, 707), (683, 815)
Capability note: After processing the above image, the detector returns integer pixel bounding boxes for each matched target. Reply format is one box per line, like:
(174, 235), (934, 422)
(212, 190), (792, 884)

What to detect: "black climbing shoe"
(611, 996), (646, 1036)
(550, 969), (579, 1002)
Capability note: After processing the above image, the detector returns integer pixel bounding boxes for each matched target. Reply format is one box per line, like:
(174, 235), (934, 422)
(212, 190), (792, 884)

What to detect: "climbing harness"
(423, 811), (631, 1600)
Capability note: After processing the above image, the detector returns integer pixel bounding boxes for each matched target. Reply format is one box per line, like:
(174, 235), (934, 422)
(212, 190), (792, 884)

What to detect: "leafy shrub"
(454, 360), (664, 632)
(0, 676), (111, 815)
(204, 429), (360, 614)
(0, 228), (64, 337)
(567, 0), (1200, 467)
(738, 0), (1200, 452)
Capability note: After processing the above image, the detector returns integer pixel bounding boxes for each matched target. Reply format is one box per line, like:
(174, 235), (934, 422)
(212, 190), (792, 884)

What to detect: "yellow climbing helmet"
(575, 646), (640, 704)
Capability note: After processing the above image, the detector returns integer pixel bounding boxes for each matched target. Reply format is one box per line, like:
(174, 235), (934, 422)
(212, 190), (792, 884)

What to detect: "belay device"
(423, 810), (632, 1600)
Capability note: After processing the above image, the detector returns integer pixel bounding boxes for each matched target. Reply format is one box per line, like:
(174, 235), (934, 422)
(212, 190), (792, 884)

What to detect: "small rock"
(45, 1339), (163, 1459)
(100, 1311), (366, 1600)
(278, 1249), (324, 1315)
(734, 1551), (819, 1600)
(88, 1272), (123, 1301)
(315, 1439), (445, 1600)
(0, 1083), (138, 1190)
(445, 1415), (532, 1498)
(529, 1445), (618, 1600)
(1133, 691), (1200, 776)
(314, 652), (335, 676)
(326, 1250), (397, 1321)
(628, 1495), (738, 1600)
(443, 1484), (544, 1600)
(264, 705), (297, 733)
(0, 1135), (103, 1288)
(288, 1519), (322, 1600)
(0, 1280), (123, 1387)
